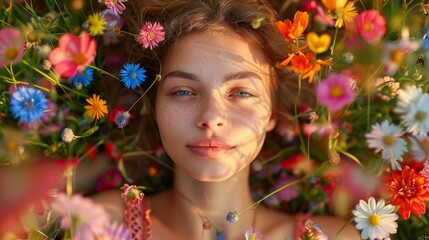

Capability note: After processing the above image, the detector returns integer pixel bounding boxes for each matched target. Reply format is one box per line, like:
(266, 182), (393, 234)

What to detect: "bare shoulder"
(91, 189), (125, 223)
(255, 206), (295, 240)
(256, 207), (360, 240)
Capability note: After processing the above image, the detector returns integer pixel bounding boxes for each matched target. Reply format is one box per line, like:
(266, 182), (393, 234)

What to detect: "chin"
(188, 168), (235, 182)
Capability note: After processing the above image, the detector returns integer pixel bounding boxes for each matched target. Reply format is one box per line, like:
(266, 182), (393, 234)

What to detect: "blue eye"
(175, 90), (193, 97)
(234, 91), (252, 97)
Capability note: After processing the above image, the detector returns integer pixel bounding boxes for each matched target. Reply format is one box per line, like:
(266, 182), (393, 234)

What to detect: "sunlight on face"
(155, 29), (276, 182)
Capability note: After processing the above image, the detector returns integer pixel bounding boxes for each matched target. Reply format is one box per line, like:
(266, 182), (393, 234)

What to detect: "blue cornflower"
(119, 63), (147, 89)
(10, 86), (48, 123)
(226, 211), (239, 223)
(215, 231), (226, 240)
(115, 111), (131, 128)
(68, 67), (94, 89)
(423, 29), (429, 50)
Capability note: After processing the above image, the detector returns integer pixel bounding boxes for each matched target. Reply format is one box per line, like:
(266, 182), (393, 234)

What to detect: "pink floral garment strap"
(123, 198), (153, 240)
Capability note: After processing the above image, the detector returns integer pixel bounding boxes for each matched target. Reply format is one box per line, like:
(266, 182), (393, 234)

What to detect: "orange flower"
(288, 52), (332, 83)
(321, 0), (347, 11)
(290, 52), (313, 75)
(389, 166), (429, 219)
(276, 11), (309, 42)
(84, 94), (108, 120)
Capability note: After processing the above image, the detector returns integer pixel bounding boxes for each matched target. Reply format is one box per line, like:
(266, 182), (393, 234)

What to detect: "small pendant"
(202, 221), (212, 230)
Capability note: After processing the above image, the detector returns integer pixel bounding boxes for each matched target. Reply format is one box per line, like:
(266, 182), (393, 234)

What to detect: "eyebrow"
(163, 70), (263, 83)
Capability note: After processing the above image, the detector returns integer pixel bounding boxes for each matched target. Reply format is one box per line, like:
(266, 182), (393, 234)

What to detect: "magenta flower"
(48, 32), (97, 78)
(104, 0), (127, 15)
(51, 193), (110, 240)
(0, 27), (24, 66)
(138, 22), (165, 50)
(120, 183), (144, 206)
(96, 167), (123, 191)
(356, 10), (386, 44)
(316, 73), (356, 112)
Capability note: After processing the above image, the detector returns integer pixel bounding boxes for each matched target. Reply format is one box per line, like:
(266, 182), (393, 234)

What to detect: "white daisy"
(409, 135), (429, 162)
(383, 38), (420, 75)
(353, 197), (399, 240)
(399, 93), (429, 135)
(394, 85), (423, 115)
(365, 120), (407, 170)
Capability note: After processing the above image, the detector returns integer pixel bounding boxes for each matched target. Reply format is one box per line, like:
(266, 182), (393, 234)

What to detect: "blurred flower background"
(1, 0), (429, 239)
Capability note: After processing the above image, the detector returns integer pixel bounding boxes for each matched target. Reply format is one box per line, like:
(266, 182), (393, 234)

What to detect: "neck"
(172, 166), (256, 239)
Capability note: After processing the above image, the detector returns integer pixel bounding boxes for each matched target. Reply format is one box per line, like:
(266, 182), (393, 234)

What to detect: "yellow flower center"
(330, 85), (343, 98)
(5, 47), (18, 61)
(390, 49), (404, 64)
(73, 52), (87, 65)
(147, 32), (156, 41)
(111, 0), (118, 3)
(368, 214), (381, 226)
(364, 22), (373, 32)
(250, 234), (256, 240)
(415, 111), (427, 122)
(383, 135), (394, 146)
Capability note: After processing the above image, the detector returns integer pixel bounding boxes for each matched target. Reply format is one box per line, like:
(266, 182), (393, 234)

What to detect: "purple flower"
(270, 175), (299, 201)
(316, 73), (355, 112)
(98, 223), (131, 240)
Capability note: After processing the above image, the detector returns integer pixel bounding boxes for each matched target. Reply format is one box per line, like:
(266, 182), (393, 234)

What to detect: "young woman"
(94, 0), (360, 239)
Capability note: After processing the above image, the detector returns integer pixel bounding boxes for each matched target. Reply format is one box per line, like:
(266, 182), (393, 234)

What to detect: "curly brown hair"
(118, 0), (315, 162)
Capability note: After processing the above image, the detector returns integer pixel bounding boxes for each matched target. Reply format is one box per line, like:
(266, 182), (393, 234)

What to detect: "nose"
(196, 96), (226, 129)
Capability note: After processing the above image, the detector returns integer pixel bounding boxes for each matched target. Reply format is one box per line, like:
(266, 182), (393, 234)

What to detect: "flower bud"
(61, 128), (76, 143)
(226, 211), (239, 223)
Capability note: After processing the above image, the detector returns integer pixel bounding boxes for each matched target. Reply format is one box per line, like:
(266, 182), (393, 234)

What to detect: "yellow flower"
(306, 32), (332, 53)
(87, 12), (106, 36)
(84, 94), (108, 120)
(334, 1), (358, 29)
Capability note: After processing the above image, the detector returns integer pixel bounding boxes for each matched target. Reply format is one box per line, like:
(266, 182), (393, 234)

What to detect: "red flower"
(389, 166), (429, 219)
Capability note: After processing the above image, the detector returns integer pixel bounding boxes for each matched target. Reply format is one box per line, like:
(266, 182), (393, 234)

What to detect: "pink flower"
(138, 22), (165, 50)
(104, 0), (127, 15)
(120, 183), (144, 206)
(420, 160), (429, 179)
(316, 73), (356, 112)
(48, 32), (97, 78)
(355, 10), (386, 43)
(0, 27), (24, 66)
(51, 193), (111, 240)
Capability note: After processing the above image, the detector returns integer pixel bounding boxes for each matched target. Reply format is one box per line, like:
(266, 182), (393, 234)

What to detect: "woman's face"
(156, 30), (276, 182)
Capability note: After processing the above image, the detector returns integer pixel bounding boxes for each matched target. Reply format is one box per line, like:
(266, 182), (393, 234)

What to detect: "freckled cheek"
(157, 105), (193, 132)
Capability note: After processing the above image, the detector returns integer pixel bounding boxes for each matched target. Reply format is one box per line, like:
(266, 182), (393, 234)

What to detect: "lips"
(186, 139), (235, 157)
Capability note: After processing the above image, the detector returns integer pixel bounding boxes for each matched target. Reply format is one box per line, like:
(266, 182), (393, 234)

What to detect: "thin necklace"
(173, 188), (257, 240)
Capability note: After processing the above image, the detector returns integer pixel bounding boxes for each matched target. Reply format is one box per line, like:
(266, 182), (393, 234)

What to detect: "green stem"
(330, 27), (339, 56)
(236, 179), (303, 216)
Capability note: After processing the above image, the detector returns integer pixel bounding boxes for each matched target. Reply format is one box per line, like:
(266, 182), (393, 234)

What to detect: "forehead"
(161, 29), (272, 83)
